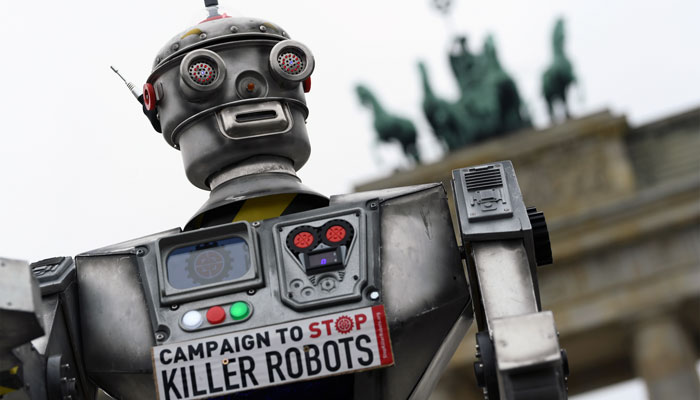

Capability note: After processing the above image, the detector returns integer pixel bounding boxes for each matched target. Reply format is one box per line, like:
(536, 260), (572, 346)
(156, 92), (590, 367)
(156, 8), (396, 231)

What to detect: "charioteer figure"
(0, 1), (568, 399)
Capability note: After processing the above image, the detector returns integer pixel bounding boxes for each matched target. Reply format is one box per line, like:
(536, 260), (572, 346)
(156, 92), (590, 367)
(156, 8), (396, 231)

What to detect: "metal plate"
(152, 305), (393, 399)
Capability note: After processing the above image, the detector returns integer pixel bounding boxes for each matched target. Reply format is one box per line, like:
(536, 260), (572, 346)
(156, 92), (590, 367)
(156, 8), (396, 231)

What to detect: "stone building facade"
(356, 107), (700, 399)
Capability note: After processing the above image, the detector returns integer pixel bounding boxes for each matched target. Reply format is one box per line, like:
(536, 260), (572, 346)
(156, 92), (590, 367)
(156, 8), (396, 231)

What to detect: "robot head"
(144, 2), (315, 190)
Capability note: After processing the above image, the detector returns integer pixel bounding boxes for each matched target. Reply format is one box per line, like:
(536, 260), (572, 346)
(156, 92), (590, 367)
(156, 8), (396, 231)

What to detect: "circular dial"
(188, 61), (217, 85)
(286, 226), (319, 253)
(277, 51), (304, 75)
(320, 220), (354, 247)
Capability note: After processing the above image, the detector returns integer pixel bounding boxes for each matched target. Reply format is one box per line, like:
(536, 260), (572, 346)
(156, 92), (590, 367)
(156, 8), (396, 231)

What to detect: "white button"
(181, 310), (203, 330)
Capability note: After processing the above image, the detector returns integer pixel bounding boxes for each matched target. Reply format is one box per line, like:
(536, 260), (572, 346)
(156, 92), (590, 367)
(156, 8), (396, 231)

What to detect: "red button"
(326, 225), (347, 243)
(293, 231), (315, 249)
(206, 306), (226, 324)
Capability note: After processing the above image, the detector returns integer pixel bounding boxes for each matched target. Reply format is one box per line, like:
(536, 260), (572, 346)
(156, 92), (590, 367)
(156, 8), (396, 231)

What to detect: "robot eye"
(269, 40), (314, 87)
(179, 49), (227, 100)
(188, 61), (218, 86)
(277, 51), (304, 75)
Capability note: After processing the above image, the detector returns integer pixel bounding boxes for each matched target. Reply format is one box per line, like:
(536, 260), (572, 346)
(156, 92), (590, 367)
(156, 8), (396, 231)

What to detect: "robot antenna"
(110, 65), (142, 100)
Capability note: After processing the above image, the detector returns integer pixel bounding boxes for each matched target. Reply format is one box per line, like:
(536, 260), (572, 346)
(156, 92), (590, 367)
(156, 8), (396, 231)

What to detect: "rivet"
(155, 57), (161, 63)
(199, 33), (207, 40)
(259, 25), (267, 32)
(155, 331), (166, 341)
(230, 26), (239, 33)
(170, 304), (179, 311)
(247, 289), (256, 296)
(252, 221), (261, 227)
(369, 291), (380, 301)
(171, 43), (180, 51)
(282, 31), (288, 37)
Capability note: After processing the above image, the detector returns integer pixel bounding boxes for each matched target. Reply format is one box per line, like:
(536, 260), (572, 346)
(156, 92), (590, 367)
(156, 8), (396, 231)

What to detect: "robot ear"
(179, 49), (227, 101)
(269, 40), (315, 88)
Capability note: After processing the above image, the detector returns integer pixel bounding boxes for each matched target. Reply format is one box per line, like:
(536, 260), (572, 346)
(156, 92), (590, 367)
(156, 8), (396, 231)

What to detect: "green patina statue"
(357, 16), (577, 160)
(356, 84), (421, 163)
(420, 35), (531, 151)
(543, 18), (576, 122)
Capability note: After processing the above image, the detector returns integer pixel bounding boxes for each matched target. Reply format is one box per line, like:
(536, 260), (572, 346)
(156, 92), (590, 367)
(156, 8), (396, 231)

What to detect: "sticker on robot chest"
(152, 305), (394, 400)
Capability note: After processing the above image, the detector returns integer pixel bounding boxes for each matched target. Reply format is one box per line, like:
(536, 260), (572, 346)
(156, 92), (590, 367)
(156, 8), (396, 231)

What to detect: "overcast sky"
(1, 1), (699, 398)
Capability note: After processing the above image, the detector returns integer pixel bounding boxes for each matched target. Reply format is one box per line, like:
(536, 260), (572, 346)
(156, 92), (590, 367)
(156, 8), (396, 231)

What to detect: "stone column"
(633, 314), (700, 400)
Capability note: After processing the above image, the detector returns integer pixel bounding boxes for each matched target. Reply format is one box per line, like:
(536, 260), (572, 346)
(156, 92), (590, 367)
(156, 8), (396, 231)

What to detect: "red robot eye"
(277, 51), (304, 75)
(188, 61), (217, 85)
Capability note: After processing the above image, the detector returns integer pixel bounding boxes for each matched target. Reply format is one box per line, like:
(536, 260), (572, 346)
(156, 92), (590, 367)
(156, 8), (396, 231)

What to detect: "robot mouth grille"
(278, 51), (304, 75)
(188, 61), (217, 85)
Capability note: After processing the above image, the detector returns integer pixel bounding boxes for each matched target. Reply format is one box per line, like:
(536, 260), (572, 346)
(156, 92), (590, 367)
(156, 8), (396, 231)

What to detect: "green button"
(230, 301), (250, 321)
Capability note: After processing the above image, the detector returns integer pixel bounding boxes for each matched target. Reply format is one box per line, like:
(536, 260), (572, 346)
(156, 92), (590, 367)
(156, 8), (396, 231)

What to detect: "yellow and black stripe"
(0, 366), (22, 395)
(186, 193), (328, 230)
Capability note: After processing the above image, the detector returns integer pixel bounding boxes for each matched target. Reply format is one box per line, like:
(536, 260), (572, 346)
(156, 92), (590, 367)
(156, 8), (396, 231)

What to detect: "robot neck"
(208, 156), (297, 190)
(185, 156), (329, 230)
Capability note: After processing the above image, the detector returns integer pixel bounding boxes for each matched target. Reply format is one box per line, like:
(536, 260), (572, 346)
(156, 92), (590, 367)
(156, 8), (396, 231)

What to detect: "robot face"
(145, 18), (315, 190)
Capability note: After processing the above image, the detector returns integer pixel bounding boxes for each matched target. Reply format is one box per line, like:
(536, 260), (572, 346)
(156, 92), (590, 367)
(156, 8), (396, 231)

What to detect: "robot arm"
(451, 161), (569, 400)
(0, 257), (92, 400)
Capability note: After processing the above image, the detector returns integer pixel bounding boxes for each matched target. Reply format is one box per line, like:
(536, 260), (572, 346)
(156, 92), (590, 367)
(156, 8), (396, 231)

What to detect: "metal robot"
(0, 1), (568, 399)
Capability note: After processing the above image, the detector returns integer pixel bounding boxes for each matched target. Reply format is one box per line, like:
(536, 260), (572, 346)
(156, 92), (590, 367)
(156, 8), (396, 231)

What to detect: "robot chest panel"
(73, 184), (469, 398)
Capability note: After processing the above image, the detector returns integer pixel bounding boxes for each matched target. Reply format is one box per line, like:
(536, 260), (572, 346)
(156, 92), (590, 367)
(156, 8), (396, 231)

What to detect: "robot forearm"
(452, 161), (568, 400)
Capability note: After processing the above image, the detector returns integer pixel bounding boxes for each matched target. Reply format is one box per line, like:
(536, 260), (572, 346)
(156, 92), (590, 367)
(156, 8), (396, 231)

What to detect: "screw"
(282, 31), (288, 37)
(170, 304), (179, 311)
(259, 25), (267, 32)
(199, 33), (207, 40)
(155, 331), (166, 341)
(247, 289), (256, 296)
(252, 221), (261, 227)
(135, 248), (146, 256)
(171, 43), (180, 51)
(369, 202), (378, 210)
(369, 291), (380, 301)
(230, 26), (239, 33)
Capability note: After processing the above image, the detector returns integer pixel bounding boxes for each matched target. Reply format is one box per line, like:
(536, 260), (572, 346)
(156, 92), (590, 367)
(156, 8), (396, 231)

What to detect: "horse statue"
(355, 84), (421, 163)
(446, 35), (530, 144)
(542, 18), (576, 122)
(418, 61), (472, 151)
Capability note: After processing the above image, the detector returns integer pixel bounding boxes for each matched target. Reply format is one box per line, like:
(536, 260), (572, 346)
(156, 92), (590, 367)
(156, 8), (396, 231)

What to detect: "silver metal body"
(1, 184), (471, 399)
(0, 161), (568, 399)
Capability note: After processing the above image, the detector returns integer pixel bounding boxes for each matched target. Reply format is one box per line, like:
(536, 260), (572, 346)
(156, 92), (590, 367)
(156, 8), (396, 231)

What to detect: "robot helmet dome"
(152, 16), (291, 71)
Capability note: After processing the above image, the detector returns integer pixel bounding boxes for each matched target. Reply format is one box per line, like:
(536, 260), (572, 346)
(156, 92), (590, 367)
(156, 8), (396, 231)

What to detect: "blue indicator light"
(321, 258), (327, 265)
